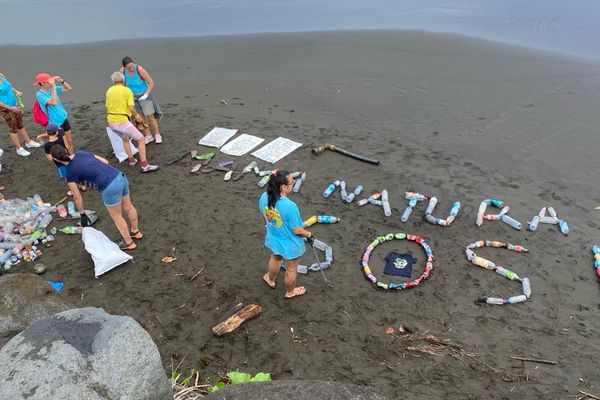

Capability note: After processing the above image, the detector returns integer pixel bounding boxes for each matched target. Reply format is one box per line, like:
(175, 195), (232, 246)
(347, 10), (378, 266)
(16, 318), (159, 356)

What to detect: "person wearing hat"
(105, 71), (158, 173)
(50, 144), (143, 251)
(0, 72), (41, 156)
(34, 73), (74, 154)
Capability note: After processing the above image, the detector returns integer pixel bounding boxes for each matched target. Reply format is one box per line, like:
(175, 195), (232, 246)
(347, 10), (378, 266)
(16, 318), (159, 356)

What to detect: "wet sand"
(1, 31), (600, 398)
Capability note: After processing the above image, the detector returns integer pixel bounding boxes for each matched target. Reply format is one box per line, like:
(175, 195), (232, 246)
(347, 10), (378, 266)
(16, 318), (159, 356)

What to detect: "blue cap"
(46, 123), (60, 134)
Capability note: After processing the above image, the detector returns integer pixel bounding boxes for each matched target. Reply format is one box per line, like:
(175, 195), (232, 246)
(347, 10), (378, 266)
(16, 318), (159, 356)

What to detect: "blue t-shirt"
(66, 151), (120, 191)
(258, 192), (305, 260)
(36, 86), (68, 126)
(0, 77), (17, 107)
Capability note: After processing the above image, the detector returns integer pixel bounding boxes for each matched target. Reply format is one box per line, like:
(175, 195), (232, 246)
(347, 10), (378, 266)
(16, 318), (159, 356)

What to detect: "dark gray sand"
(1, 31), (600, 399)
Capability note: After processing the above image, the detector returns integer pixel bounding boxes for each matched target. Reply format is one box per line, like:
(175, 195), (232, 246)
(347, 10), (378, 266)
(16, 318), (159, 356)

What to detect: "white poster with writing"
(251, 137), (303, 164)
(220, 134), (265, 156)
(198, 127), (238, 148)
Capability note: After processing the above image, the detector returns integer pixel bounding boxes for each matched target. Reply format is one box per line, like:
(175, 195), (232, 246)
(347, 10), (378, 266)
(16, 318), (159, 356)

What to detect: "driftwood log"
(312, 143), (380, 165)
(212, 303), (262, 336)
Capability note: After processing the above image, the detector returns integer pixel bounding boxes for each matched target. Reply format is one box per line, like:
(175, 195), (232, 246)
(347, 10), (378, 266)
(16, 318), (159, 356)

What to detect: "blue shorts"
(101, 173), (130, 206)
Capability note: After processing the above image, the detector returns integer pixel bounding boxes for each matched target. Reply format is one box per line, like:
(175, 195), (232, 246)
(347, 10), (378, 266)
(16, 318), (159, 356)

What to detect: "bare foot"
(285, 286), (306, 299)
(262, 273), (276, 289)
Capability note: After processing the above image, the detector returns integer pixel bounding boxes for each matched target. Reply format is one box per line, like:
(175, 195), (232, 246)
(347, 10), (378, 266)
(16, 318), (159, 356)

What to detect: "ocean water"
(2, 0), (600, 60)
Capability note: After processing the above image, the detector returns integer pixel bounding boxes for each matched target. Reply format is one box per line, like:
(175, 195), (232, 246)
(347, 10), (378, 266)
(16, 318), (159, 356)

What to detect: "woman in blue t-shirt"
(50, 144), (144, 251)
(258, 170), (313, 299)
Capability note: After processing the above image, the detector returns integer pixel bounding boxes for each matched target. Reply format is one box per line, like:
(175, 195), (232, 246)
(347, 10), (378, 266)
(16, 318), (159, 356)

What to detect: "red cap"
(33, 73), (52, 86)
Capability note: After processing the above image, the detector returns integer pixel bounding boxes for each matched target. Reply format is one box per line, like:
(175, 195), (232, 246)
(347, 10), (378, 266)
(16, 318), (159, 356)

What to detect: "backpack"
(32, 100), (48, 127)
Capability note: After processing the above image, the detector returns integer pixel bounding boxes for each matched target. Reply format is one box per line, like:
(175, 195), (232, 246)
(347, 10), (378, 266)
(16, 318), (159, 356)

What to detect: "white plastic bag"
(82, 227), (132, 277)
(106, 127), (139, 162)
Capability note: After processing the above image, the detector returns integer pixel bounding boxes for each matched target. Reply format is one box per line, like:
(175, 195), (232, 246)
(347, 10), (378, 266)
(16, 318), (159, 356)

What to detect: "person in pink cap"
(34, 73), (74, 153)
(0, 72), (41, 156)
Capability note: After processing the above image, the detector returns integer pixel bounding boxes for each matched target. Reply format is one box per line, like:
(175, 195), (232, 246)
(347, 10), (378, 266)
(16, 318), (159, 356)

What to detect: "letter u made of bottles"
(361, 232), (434, 290)
(465, 240), (531, 305)
(424, 196), (461, 227)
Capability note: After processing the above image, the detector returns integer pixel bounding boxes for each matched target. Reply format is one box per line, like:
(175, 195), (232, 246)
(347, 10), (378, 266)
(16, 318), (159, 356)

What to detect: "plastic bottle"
(293, 172), (306, 193)
(317, 215), (339, 224)
(408, 197), (417, 208)
(500, 214), (522, 230)
(67, 201), (76, 217)
(506, 295), (528, 304)
(17, 94), (25, 109)
(339, 181), (348, 201)
(538, 207), (547, 217)
(33, 194), (44, 208)
(345, 185), (363, 203)
(528, 215), (540, 231)
(257, 175), (270, 188)
(522, 278), (531, 298)
(312, 239), (328, 251)
(324, 246), (333, 262)
(478, 297), (504, 305)
(368, 199), (383, 206)
(558, 220), (569, 236)
(37, 213), (53, 229)
(290, 171), (302, 179)
(472, 256), (494, 269)
(476, 202), (487, 226)
(258, 170), (273, 177)
(381, 190), (391, 217)
(242, 161), (257, 174)
(57, 204), (68, 219)
(297, 265), (308, 274)
(425, 196), (437, 215)
(323, 180), (340, 198)
(303, 215), (317, 227)
(60, 226), (83, 234)
(539, 216), (559, 224)
(253, 166), (260, 175)
(449, 202), (461, 217)
(494, 266), (520, 281)
(547, 207), (557, 218)
(401, 206), (413, 222)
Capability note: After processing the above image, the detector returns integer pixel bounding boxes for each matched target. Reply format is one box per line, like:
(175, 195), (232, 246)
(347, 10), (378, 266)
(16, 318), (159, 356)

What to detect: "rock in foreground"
(0, 307), (172, 400)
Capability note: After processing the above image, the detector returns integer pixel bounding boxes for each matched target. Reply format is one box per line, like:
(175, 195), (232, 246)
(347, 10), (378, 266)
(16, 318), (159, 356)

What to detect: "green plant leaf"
(227, 371), (252, 385)
(207, 382), (226, 393)
(250, 372), (271, 382)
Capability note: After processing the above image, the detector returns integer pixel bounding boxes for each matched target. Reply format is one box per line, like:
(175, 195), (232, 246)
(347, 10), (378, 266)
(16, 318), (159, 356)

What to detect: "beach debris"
(224, 171), (233, 181)
(220, 99), (228, 106)
(162, 256), (177, 264)
(357, 191), (382, 207)
(592, 246), (600, 282)
(242, 161), (257, 174)
(293, 171), (306, 192)
(296, 238), (334, 278)
(212, 302), (262, 336)
(0, 194), (57, 271)
(401, 192), (427, 222)
(509, 356), (558, 365)
(34, 263), (46, 275)
(528, 206), (569, 235)
(337, 181), (364, 203)
(323, 180), (341, 198)
(361, 232), (434, 290)
(465, 240), (530, 305)
(60, 226), (83, 234)
(579, 390), (600, 400)
(312, 143), (380, 165)
(47, 280), (64, 292)
(303, 215), (340, 227)
(257, 174), (270, 187)
(424, 196), (461, 227)
(476, 198), (522, 230)
(385, 327), (395, 334)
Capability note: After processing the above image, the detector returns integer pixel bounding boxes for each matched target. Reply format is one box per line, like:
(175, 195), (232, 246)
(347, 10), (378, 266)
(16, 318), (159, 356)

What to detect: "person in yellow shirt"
(106, 71), (158, 173)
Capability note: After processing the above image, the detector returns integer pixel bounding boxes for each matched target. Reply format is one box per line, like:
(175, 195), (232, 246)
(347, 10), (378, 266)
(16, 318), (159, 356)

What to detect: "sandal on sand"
(285, 286), (306, 299)
(263, 273), (276, 289)
(190, 163), (203, 174)
(130, 230), (143, 240)
(119, 240), (137, 251)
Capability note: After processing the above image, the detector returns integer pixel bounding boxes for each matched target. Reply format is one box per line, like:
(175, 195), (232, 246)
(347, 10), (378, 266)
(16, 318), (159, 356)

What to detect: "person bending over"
(50, 144), (143, 250)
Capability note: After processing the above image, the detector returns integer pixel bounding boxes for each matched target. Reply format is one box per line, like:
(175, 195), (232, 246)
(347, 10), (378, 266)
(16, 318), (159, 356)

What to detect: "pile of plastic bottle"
(528, 206), (569, 236)
(465, 240), (531, 305)
(361, 232), (434, 290)
(476, 199), (522, 230)
(0, 194), (56, 271)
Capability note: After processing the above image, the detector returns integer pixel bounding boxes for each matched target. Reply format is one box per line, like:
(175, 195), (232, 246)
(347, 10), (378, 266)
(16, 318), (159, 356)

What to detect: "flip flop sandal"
(194, 152), (215, 161)
(224, 171), (233, 181)
(285, 286), (307, 299)
(130, 230), (143, 240)
(190, 163), (203, 174)
(231, 171), (243, 181)
(166, 149), (192, 165)
(119, 240), (137, 251)
(202, 160), (234, 173)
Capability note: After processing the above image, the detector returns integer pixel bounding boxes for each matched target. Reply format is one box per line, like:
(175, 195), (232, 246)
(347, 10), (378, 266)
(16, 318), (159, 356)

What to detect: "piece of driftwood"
(509, 356), (558, 365)
(212, 303), (262, 336)
(579, 390), (600, 400)
(312, 143), (380, 165)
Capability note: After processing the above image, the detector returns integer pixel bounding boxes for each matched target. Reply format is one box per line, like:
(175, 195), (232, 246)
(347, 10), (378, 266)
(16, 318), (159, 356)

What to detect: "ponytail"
(266, 170), (290, 209)
(49, 144), (71, 162)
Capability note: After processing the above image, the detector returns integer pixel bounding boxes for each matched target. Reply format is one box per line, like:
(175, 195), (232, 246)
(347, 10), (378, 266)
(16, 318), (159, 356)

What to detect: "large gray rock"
(0, 273), (70, 346)
(0, 307), (172, 400)
(203, 380), (388, 400)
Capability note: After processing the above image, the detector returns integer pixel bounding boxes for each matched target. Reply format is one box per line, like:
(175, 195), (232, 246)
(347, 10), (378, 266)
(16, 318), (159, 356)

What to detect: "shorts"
(0, 108), (24, 133)
(101, 173), (130, 207)
(108, 121), (144, 141)
(134, 93), (156, 116)
(60, 118), (72, 132)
